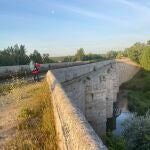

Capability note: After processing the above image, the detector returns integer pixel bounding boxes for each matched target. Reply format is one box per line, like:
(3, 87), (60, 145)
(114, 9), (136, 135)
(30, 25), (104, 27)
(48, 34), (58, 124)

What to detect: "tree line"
(63, 48), (106, 62)
(63, 40), (150, 72)
(106, 40), (150, 71)
(0, 44), (54, 66)
(0, 41), (150, 70)
(124, 41), (150, 71)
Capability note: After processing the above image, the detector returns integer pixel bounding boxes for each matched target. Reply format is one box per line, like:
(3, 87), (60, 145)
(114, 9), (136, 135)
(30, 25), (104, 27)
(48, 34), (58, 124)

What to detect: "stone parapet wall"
(0, 61), (89, 79)
(46, 71), (106, 150)
(52, 60), (115, 83)
(116, 59), (140, 86)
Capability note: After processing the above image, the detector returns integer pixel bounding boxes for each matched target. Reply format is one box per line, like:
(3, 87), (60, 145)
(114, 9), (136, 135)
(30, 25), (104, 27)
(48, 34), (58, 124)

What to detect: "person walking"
(32, 62), (40, 81)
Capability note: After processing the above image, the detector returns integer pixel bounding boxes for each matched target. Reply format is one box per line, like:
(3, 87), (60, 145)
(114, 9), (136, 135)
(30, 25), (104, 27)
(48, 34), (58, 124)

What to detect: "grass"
(0, 78), (28, 95)
(3, 79), (57, 150)
(102, 132), (125, 150)
(121, 69), (150, 115)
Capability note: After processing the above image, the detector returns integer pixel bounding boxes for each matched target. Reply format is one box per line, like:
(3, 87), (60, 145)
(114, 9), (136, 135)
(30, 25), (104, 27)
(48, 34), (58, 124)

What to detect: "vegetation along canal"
(107, 90), (133, 136)
(104, 69), (150, 150)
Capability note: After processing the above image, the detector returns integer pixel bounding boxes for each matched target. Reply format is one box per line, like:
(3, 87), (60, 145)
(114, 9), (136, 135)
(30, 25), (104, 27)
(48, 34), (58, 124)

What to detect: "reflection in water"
(113, 110), (132, 135)
(107, 90), (133, 135)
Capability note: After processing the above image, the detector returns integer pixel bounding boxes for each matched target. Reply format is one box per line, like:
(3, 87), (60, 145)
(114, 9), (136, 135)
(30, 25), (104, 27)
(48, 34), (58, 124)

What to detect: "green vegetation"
(0, 44), (55, 66)
(124, 41), (150, 71)
(124, 42), (145, 63)
(140, 47), (150, 71)
(0, 44), (107, 66)
(105, 40), (150, 150)
(106, 50), (119, 59)
(0, 40), (149, 68)
(63, 48), (106, 62)
(4, 80), (57, 149)
(106, 41), (150, 71)
(120, 40), (150, 115)
(103, 111), (150, 150)
(122, 111), (150, 150)
(74, 48), (85, 61)
(121, 69), (150, 115)
(102, 132), (125, 150)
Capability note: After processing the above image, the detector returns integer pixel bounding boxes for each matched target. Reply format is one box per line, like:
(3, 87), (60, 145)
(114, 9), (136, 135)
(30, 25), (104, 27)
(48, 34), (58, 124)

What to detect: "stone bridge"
(46, 59), (139, 150)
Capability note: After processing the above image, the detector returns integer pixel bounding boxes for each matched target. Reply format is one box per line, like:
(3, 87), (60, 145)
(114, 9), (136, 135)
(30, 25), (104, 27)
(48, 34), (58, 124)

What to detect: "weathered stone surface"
(47, 71), (106, 150)
(0, 61), (89, 79)
(46, 59), (140, 150)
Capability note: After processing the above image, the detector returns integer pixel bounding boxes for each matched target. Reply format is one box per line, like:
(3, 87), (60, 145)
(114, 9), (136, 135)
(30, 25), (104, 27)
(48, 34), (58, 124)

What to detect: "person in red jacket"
(32, 63), (40, 81)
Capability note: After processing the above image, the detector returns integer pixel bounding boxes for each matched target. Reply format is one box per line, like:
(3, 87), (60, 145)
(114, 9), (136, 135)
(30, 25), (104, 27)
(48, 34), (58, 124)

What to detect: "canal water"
(107, 90), (133, 136)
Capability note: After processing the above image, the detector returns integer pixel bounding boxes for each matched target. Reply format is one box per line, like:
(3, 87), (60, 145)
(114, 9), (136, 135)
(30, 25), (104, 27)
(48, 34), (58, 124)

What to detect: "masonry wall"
(52, 60), (115, 83)
(46, 59), (140, 149)
(116, 59), (140, 86)
(46, 71), (106, 150)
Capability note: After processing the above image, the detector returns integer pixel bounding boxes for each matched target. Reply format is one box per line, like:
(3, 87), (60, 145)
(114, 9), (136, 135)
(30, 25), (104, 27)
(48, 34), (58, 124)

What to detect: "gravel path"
(0, 93), (19, 147)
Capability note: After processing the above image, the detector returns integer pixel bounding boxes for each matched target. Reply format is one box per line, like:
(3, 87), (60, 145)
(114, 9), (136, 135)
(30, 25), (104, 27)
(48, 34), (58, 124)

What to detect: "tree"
(0, 44), (29, 66)
(42, 53), (54, 63)
(125, 42), (145, 63)
(19, 45), (30, 65)
(29, 50), (43, 63)
(85, 53), (103, 61)
(13, 44), (29, 65)
(122, 111), (150, 150)
(106, 51), (118, 59)
(63, 56), (74, 62)
(0, 44), (56, 66)
(140, 46), (150, 71)
(147, 40), (150, 45)
(75, 48), (85, 61)
(116, 51), (123, 59)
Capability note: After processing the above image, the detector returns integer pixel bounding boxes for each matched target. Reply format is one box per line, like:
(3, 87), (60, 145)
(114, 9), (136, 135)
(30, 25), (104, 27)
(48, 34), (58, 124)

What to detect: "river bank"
(120, 69), (150, 115)
(112, 69), (150, 135)
(104, 69), (150, 150)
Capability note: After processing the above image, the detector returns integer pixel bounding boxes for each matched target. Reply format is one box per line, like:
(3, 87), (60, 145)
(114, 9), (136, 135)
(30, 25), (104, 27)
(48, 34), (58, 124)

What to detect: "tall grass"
(102, 132), (125, 150)
(3, 80), (57, 150)
(121, 69), (150, 115)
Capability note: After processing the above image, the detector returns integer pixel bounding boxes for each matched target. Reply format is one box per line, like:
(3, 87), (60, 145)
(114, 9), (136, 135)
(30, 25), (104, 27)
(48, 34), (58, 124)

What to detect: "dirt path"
(0, 81), (43, 149)
(0, 93), (20, 147)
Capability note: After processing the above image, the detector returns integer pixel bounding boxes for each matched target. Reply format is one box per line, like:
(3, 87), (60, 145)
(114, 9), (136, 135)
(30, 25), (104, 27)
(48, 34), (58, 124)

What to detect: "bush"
(140, 47), (150, 71)
(122, 111), (150, 150)
(102, 132), (125, 150)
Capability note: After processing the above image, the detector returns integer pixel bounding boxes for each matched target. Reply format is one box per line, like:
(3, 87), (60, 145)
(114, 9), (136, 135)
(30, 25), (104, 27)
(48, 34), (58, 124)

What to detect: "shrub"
(140, 47), (150, 71)
(122, 111), (150, 150)
(102, 132), (125, 150)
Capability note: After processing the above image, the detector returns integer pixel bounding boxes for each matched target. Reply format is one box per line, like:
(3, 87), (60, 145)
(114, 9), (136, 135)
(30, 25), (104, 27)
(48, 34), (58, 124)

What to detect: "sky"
(0, 0), (150, 56)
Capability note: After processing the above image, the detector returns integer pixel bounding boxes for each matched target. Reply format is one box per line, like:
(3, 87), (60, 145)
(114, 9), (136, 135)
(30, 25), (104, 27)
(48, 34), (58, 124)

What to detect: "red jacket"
(32, 70), (39, 74)
(32, 63), (40, 74)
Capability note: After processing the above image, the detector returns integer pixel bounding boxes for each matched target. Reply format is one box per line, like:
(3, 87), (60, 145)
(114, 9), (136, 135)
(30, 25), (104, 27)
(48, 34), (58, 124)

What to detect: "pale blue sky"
(0, 0), (150, 56)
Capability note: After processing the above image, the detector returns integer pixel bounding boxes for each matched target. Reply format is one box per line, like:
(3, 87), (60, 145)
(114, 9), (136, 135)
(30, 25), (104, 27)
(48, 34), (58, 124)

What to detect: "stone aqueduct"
(0, 59), (140, 149)
(46, 59), (139, 150)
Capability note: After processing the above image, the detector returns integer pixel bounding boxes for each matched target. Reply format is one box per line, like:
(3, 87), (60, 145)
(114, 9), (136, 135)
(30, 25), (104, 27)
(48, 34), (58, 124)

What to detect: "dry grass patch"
(3, 80), (57, 150)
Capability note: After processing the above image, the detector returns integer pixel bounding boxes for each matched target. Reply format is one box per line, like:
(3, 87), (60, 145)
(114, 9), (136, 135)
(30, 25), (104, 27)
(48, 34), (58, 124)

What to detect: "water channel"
(107, 90), (133, 136)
